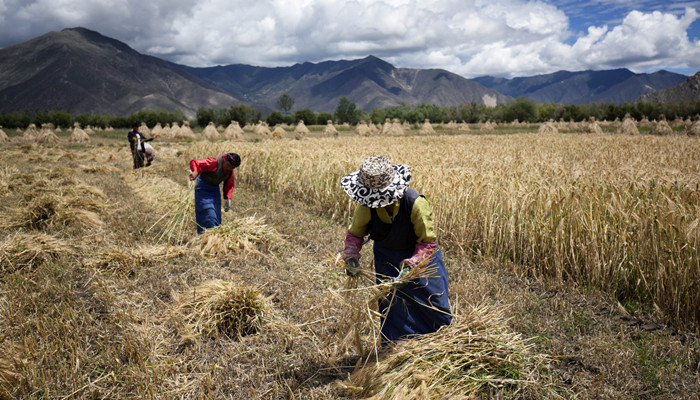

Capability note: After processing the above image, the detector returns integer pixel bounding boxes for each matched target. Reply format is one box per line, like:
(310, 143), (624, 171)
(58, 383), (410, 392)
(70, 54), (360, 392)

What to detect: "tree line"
(2, 98), (699, 130)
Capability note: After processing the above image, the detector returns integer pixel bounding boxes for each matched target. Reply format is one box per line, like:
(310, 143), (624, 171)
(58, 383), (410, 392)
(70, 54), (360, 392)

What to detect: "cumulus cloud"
(0, 0), (698, 78)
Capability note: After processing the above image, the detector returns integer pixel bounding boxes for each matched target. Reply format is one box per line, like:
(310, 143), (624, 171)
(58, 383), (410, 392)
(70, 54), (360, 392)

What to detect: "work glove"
(400, 242), (437, 269)
(224, 199), (231, 212)
(345, 258), (360, 276)
(343, 230), (364, 263)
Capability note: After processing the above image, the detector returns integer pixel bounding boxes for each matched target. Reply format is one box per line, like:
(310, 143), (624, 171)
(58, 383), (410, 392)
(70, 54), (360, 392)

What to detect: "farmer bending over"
(189, 152), (241, 234)
(341, 155), (452, 344)
(127, 123), (155, 169)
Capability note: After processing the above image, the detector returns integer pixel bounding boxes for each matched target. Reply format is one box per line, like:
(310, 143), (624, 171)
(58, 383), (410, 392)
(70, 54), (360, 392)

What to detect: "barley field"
(0, 127), (698, 399)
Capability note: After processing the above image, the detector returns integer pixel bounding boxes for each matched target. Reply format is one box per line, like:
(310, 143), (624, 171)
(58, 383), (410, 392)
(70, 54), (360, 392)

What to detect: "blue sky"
(0, 0), (698, 78)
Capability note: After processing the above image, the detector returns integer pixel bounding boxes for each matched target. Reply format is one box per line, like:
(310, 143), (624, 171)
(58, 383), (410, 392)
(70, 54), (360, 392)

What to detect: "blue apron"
(194, 176), (221, 234)
(374, 243), (452, 343)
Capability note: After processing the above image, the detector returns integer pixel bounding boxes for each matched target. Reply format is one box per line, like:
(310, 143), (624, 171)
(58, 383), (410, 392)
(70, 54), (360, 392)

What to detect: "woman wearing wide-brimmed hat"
(189, 152), (241, 234)
(341, 155), (452, 343)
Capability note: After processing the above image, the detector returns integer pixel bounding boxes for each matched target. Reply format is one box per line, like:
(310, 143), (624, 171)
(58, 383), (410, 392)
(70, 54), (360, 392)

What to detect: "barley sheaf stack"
(202, 122), (221, 140)
(687, 116), (700, 136)
(69, 122), (90, 143)
(355, 120), (372, 136)
(271, 125), (286, 139)
(294, 120), (310, 137)
(616, 114), (640, 135)
(538, 121), (558, 134)
(254, 121), (272, 137)
(323, 120), (339, 136)
(0, 126), (9, 144)
(418, 119), (435, 135)
(650, 115), (674, 136)
(223, 121), (245, 139)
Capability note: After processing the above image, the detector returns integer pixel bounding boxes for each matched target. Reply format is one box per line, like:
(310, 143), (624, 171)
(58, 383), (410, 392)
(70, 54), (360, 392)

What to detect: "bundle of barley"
(254, 121), (272, 137)
(418, 119), (435, 135)
(479, 121), (495, 132)
(85, 125), (95, 135)
(272, 125), (286, 139)
(537, 122), (558, 134)
(138, 122), (151, 136)
(323, 120), (339, 136)
(388, 119), (405, 135)
(179, 121), (195, 139)
(85, 244), (185, 275)
(217, 124), (225, 132)
(0, 343), (26, 399)
(173, 280), (266, 339)
(69, 123), (90, 143)
(340, 304), (554, 399)
(379, 119), (392, 135)
(355, 121), (371, 136)
(650, 118), (673, 136)
(0, 127), (8, 144)
(159, 123), (172, 139)
(638, 117), (653, 129)
(294, 120), (310, 136)
(202, 122), (220, 140)
(687, 119), (700, 136)
(402, 121), (411, 132)
(151, 123), (163, 137)
(368, 121), (379, 135)
(37, 125), (60, 144)
(0, 233), (75, 272)
(22, 124), (39, 140)
(223, 121), (244, 139)
(617, 115), (640, 135)
(146, 182), (194, 244)
(170, 122), (181, 138)
(1, 191), (104, 232)
(579, 117), (603, 134)
(189, 215), (282, 258)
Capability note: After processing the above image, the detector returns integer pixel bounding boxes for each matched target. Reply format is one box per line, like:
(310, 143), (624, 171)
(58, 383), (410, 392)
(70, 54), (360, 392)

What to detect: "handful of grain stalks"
(146, 181), (195, 244)
(340, 304), (558, 399)
(84, 244), (185, 276)
(0, 233), (77, 273)
(173, 280), (266, 340)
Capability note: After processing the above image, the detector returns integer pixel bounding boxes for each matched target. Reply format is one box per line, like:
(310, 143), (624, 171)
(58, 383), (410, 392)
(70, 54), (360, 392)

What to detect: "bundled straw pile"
(0, 233), (76, 273)
(650, 117), (673, 136)
(579, 117), (603, 134)
(254, 121), (272, 137)
(85, 244), (185, 275)
(223, 121), (245, 139)
(323, 120), (339, 136)
(173, 280), (266, 339)
(189, 215), (282, 258)
(69, 122), (90, 143)
(617, 114), (640, 135)
(0, 127), (8, 144)
(37, 124), (60, 144)
(688, 117), (700, 136)
(341, 304), (554, 399)
(355, 120), (372, 136)
(202, 122), (221, 140)
(538, 122), (558, 134)
(294, 120), (310, 136)
(272, 125), (286, 139)
(418, 119), (435, 135)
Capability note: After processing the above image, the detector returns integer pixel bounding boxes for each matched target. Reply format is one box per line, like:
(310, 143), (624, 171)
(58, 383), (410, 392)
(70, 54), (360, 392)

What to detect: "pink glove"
(401, 242), (437, 268)
(343, 230), (364, 262)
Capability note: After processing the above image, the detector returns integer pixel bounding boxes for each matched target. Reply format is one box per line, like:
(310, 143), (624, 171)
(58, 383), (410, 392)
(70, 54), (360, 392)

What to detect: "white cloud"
(0, 0), (698, 78)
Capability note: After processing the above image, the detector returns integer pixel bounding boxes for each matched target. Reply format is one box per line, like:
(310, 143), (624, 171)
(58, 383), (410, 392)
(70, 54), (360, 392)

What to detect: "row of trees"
(0, 109), (188, 130)
(3, 98), (699, 130)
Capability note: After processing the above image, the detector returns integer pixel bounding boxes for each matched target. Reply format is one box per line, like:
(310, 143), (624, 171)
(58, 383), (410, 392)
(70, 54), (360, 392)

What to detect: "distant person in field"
(127, 123), (155, 169)
(341, 155), (452, 344)
(189, 152), (241, 234)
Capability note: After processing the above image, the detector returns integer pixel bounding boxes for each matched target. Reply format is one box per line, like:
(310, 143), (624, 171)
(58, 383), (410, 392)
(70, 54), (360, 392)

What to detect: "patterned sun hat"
(340, 155), (411, 208)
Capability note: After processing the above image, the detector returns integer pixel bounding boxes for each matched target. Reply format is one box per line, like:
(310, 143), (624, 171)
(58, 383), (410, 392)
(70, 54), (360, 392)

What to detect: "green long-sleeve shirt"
(348, 196), (436, 243)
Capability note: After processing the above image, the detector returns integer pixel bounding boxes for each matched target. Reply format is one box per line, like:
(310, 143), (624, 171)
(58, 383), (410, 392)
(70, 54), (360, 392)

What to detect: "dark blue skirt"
(194, 177), (221, 234)
(373, 242), (452, 343)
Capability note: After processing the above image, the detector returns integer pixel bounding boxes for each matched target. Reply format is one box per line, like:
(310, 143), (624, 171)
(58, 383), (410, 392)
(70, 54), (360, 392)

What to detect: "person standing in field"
(127, 123), (155, 169)
(189, 153), (241, 234)
(341, 155), (452, 344)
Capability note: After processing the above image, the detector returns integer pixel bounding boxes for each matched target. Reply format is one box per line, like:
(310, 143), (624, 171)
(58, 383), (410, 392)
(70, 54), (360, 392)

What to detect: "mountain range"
(0, 27), (696, 118)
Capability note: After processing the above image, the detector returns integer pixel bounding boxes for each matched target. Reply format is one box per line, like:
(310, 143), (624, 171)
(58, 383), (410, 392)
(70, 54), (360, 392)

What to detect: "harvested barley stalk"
(189, 215), (282, 258)
(341, 304), (556, 399)
(0, 233), (76, 273)
(173, 280), (265, 340)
